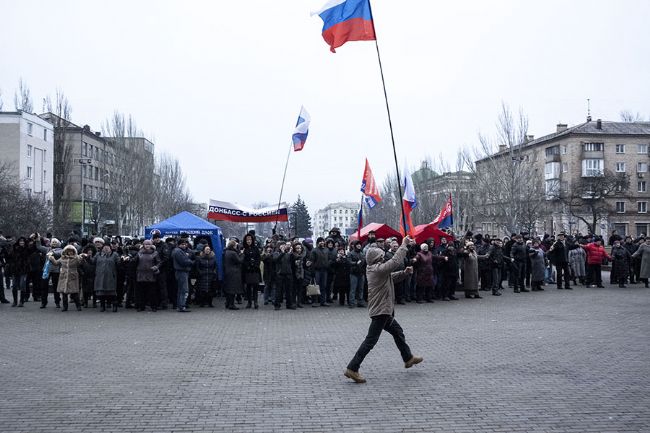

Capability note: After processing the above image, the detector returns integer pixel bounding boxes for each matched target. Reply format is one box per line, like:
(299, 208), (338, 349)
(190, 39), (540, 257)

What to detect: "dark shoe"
(566, 286), (573, 290)
(76, 304), (82, 312)
(312, 304), (319, 308)
(514, 289), (520, 293)
(520, 288), (530, 292)
(416, 300), (424, 304)
(274, 306), (281, 310)
(425, 299), (434, 303)
(596, 285), (604, 288)
(465, 294), (472, 299)
(492, 291), (501, 296)
(40, 304), (46, 309)
(254, 302), (259, 309)
(227, 305), (239, 310)
(448, 296), (459, 300)
(357, 303), (366, 308)
(557, 287), (563, 290)
(0, 298), (10, 304)
(287, 305), (297, 310)
(245, 302), (252, 309)
(442, 297), (451, 301)
(344, 369), (366, 384)
(112, 304), (118, 313)
(297, 303), (304, 308)
(178, 308), (191, 313)
(405, 355), (423, 369)
(473, 294), (483, 299)
(320, 303), (330, 307)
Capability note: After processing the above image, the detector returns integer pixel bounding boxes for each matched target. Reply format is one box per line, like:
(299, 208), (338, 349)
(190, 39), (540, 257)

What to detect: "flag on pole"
(400, 165), (417, 237)
(292, 106), (311, 151)
(312, 0), (376, 53)
(360, 158), (382, 208)
(432, 194), (454, 229)
(357, 200), (363, 240)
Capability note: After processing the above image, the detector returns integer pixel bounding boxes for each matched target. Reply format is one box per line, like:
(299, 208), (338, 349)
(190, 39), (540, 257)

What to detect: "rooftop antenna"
(587, 98), (592, 122)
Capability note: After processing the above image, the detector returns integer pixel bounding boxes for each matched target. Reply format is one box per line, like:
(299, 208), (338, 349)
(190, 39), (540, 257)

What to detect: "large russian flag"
(313, 0), (376, 53)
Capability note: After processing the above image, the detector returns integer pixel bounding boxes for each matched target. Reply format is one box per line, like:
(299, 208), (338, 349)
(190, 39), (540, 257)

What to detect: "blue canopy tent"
(145, 211), (224, 279)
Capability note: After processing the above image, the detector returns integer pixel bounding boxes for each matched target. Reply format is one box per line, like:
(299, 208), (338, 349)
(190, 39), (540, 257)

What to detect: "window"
(43, 129), (47, 141)
(638, 144), (648, 154)
(545, 162), (560, 179)
(545, 146), (560, 156)
(636, 224), (648, 237)
(561, 162), (568, 173)
(561, 181), (569, 194)
(545, 180), (560, 198)
(638, 162), (648, 173)
(582, 159), (603, 176)
(616, 162), (626, 172)
(561, 145), (567, 155)
(639, 181), (647, 192)
(616, 202), (626, 213)
(616, 144), (625, 154)
(584, 142), (603, 152)
(27, 167), (32, 179)
(27, 123), (33, 136)
(82, 142), (88, 156)
(27, 145), (32, 157)
(638, 201), (648, 213)
(82, 165), (87, 178)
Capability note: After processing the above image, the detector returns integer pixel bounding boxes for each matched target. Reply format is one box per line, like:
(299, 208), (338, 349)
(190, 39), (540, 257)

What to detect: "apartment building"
(475, 119), (650, 237)
(314, 202), (359, 238)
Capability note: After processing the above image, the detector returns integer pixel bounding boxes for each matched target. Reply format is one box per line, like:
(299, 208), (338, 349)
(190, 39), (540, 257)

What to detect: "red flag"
(360, 158), (382, 208)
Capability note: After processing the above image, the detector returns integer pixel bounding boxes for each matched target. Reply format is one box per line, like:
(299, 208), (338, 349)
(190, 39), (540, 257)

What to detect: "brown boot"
(344, 369), (366, 384)
(405, 356), (423, 369)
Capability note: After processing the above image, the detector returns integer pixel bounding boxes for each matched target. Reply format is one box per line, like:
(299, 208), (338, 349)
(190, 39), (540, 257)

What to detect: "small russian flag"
(292, 106), (311, 152)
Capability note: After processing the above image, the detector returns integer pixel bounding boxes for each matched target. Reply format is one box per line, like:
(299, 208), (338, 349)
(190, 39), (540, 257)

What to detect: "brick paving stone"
(0, 280), (649, 433)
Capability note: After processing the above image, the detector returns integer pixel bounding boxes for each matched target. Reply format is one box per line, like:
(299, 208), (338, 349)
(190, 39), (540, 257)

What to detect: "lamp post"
(77, 157), (92, 236)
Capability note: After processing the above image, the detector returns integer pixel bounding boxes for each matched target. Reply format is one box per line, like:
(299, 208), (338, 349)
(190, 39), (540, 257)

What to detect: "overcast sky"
(2, 0), (649, 216)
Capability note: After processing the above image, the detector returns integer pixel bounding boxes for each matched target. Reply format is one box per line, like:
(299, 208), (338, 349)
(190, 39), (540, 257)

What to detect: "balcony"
(545, 153), (561, 163)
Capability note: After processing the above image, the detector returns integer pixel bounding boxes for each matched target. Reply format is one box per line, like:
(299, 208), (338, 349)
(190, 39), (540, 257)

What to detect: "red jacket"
(583, 243), (611, 265)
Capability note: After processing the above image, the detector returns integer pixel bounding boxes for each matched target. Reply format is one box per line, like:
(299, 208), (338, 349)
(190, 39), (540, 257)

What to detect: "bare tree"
(45, 90), (75, 235)
(0, 161), (52, 234)
(620, 110), (645, 122)
(558, 169), (630, 235)
(153, 153), (193, 220)
(13, 78), (33, 112)
(460, 103), (545, 235)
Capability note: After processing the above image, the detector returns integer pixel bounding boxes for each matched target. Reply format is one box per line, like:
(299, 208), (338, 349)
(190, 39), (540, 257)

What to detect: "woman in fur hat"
(47, 245), (83, 311)
(194, 245), (218, 307)
(88, 239), (121, 312)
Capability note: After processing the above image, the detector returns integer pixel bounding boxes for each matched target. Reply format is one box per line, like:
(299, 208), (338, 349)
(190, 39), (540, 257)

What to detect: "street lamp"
(77, 157), (92, 236)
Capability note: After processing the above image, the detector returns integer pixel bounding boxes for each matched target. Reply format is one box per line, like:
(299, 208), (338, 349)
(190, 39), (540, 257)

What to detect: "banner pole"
(274, 142), (293, 234)
(368, 1), (407, 234)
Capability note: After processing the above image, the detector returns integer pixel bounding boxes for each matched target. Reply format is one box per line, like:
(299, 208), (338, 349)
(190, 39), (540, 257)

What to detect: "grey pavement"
(1, 281), (649, 433)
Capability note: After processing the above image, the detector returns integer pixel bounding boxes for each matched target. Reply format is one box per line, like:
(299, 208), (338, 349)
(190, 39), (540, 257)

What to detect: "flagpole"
(367, 1), (408, 235)
(358, 195), (364, 240)
(273, 142), (293, 235)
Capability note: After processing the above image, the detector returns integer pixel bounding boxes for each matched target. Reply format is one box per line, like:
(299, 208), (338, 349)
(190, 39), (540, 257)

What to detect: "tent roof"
(413, 223), (454, 245)
(147, 211), (219, 232)
(348, 223), (402, 243)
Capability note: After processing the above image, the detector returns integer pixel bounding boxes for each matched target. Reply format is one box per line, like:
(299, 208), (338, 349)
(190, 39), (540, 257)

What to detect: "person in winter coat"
(457, 242), (483, 299)
(610, 240), (631, 288)
(440, 244), (460, 301)
(631, 238), (650, 287)
(547, 233), (574, 290)
(488, 239), (508, 296)
(222, 240), (244, 310)
(10, 237), (30, 307)
(261, 245), (276, 306)
(568, 242), (587, 285)
(510, 235), (529, 293)
(583, 239), (611, 288)
(325, 239), (337, 303)
(415, 244), (434, 303)
(347, 241), (366, 308)
(242, 234), (261, 309)
(41, 238), (63, 308)
(528, 240), (547, 291)
(291, 243), (306, 308)
(194, 245), (218, 307)
(309, 238), (331, 307)
(132, 240), (161, 312)
(344, 236), (422, 384)
(80, 244), (97, 308)
(172, 239), (195, 312)
(89, 239), (121, 312)
(331, 246), (351, 306)
(623, 236), (639, 284)
(152, 231), (171, 310)
(273, 242), (295, 310)
(47, 245), (83, 312)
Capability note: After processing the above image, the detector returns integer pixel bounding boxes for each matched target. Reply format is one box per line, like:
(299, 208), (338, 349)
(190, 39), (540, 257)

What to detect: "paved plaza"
(1, 282), (649, 433)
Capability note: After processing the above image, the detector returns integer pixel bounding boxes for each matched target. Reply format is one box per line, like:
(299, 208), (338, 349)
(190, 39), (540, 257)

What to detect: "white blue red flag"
(432, 194), (454, 229)
(357, 202), (363, 239)
(400, 165), (417, 237)
(312, 0), (376, 53)
(360, 158), (382, 209)
(292, 106), (311, 152)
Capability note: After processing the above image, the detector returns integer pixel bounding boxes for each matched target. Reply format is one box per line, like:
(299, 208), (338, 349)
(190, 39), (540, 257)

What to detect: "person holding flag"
(345, 235), (423, 384)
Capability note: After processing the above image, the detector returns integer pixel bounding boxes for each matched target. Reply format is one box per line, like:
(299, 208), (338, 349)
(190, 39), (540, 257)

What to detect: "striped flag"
(292, 106), (311, 151)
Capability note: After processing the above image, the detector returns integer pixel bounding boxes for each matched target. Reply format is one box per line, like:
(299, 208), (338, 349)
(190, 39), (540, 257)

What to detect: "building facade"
(314, 202), (359, 238)
(0, 111), (54, 201)
(475, 119), (650, 237)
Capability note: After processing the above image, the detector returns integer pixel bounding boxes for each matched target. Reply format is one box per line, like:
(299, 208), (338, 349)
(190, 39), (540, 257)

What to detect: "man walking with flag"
(345, 235), (423, 384)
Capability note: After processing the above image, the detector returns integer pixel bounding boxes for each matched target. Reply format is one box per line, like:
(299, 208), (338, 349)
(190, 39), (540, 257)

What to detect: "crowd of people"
(1, 226), (648, 314)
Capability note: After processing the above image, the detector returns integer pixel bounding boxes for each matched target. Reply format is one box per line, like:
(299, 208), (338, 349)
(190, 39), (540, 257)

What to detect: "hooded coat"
(415, 250), (433, 287)
(93, 251), (120, 297)
(195, 251), (217, 293)
(49, 245), (83, 294)
(365, 244), (408, 317)
(223, 247), (244, 295)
